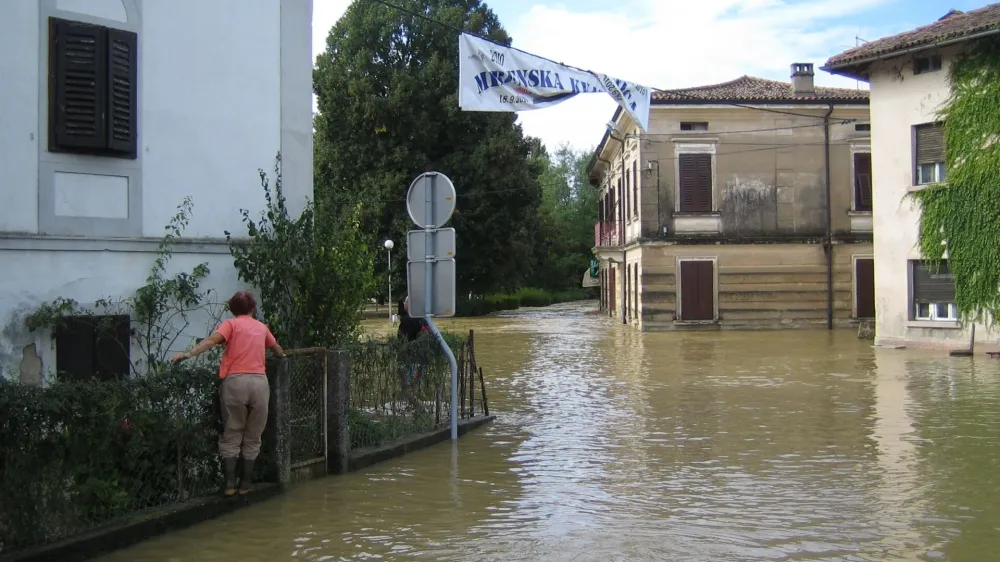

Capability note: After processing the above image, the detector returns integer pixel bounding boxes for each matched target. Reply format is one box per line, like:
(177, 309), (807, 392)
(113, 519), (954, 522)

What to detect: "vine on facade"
(24, 197), (223, 375)
(909, 37), (1000, 327)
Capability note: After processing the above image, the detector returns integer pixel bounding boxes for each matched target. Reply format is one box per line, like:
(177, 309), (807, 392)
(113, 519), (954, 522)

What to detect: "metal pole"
(387, 248), (392, 322)
(423, 174), (459, 441)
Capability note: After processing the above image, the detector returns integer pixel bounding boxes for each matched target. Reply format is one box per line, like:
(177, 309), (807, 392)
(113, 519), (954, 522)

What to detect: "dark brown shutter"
(855, 258), (875, 318)
(854, 152), (873, 212)
(912, 260), (956, 303)
(681, 260), (714, 320)
(94, 315), (131, 380)
(679, 154), (712, 213)
(55, 317), (97, 382)
(632, 160), (638, 215)
(107, 28), (138, 157)
(50, 18), (108, 151)
(916, 124), (945, 164)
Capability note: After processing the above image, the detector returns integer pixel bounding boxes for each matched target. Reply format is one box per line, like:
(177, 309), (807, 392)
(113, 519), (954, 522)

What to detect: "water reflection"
(102, 302), (1000, 561)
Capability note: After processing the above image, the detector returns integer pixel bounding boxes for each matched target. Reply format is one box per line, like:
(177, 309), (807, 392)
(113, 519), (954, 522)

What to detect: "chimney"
(791, 63), (815, 95)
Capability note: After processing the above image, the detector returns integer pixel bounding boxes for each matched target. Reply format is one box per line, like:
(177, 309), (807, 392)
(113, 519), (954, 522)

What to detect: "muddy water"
(101, 301), (1000, 561)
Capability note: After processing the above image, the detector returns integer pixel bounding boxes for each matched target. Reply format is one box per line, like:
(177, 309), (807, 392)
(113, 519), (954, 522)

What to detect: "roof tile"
(652, 75), (869, 103)
(825, 3), (1000, 69)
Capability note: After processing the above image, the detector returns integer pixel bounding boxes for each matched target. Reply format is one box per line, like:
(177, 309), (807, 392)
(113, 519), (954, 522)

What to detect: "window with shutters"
(854, 257), (875, 318)
(632, 160), (638, 217)
(679, 259), (715, 321)
(48, 17), (138, 159)
(910, 260), (957, 321)
(55, 315), (131, 381)
(677, 153), (713, 213)
(914, 123), (946, 185)
(853, 152), (872, 212)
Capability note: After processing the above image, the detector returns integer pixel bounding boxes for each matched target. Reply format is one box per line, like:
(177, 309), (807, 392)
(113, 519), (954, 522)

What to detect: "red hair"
(227, 290), (257, 316)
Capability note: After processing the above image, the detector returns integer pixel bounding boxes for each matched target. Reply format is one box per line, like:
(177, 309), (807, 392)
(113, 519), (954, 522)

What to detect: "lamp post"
(384, 239), (394, 322)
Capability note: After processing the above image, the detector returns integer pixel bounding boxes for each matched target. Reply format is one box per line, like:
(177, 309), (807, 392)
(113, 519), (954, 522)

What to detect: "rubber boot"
(223, 458), (238, 496)
(238, 458), (254, 495)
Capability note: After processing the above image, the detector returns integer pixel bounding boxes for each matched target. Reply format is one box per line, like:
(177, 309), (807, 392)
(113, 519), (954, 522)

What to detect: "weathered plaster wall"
(867, 46), (997, 349)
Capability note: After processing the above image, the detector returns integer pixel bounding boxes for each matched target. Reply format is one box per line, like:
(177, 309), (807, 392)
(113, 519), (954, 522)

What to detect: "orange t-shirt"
(214, 315), (277, 379)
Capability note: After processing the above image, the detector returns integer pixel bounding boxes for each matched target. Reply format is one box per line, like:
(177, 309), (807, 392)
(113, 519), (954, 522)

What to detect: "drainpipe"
(824, 103), (834, 330)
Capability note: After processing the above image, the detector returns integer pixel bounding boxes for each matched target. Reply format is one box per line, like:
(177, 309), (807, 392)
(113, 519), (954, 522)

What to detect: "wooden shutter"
(855, 258), (875, 318)
(93, 315), (131, 380)
(916, 124), (945, 164)
(632, 160), (638, 215)
(679, 154), (712, 213)
(107, 28), (138, 157)
(50, 18), (108, 151)
(55, 317), (97, 382)
(912, 260), (956, 303)
(681, 260), (714, 320)
(854, 152), (873, 212)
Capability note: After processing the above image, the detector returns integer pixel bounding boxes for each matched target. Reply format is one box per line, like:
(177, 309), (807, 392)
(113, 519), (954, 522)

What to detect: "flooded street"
(103, 301), (1000, 561)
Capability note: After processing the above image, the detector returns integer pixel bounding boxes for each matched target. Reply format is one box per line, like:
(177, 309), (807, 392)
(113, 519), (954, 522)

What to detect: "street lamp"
(384, 239), (395, 322)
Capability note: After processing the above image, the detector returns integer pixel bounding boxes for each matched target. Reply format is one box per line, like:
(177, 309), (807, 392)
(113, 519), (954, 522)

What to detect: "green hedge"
(457, 288), (593, 316)
(0, 366), (224, 553)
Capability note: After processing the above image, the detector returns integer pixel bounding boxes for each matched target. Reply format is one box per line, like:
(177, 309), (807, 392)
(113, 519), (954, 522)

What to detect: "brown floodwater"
(100, 301), (1000, 561)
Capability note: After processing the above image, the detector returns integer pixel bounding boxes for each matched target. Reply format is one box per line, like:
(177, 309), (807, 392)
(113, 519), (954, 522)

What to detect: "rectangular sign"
(406, 259), (457, 318)
(406, 228), (456, 261)
(458, 33), (651, 131)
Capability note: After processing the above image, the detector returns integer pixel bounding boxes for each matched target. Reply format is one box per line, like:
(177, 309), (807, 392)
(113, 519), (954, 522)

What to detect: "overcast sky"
(312, 0), (983, 152)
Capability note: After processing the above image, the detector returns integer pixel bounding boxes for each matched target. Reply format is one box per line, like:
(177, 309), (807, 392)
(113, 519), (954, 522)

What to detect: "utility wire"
(366, 0), (865, 122)
(332, 141), (858, 205)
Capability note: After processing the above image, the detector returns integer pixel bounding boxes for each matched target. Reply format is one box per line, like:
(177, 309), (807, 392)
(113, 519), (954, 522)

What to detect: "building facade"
(0, 0), (314, 382)
(824, 4), (1000, 349)
(591, 64), (872, 331)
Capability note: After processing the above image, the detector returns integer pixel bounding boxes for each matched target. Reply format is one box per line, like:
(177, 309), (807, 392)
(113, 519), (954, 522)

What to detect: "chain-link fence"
(0, 366), (223, 554)
(347, 331), (486, 451)
(285, 349), (326, 469)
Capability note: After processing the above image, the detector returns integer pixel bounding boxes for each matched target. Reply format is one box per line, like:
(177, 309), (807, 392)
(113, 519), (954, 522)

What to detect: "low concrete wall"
(1, 416), (496, 562)
(2, 485), (283, 562)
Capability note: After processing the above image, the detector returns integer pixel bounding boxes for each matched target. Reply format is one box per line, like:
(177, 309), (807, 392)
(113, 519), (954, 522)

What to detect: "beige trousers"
(219, 374), (270, 460)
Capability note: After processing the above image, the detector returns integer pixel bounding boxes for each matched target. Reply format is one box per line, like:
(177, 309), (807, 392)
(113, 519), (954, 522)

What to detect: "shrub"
(0, 365), (222, 552)
(516, 287), (553, 307)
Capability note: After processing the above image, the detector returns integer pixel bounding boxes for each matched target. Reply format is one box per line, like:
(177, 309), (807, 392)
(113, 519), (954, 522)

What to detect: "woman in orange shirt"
(172, 290), (285, 496)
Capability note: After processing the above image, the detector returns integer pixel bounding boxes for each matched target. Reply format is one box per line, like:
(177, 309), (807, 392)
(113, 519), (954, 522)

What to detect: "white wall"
(0, 0), (314, 380)
(868, 46), (994, 349)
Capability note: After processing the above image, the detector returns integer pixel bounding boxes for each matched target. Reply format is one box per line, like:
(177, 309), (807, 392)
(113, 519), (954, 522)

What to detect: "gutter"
(823, 103), (834, 330)
(823, 27), (1000, 79)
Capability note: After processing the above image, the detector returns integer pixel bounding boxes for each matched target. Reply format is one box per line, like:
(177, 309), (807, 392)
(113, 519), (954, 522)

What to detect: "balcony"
(594, 221), (621, 247)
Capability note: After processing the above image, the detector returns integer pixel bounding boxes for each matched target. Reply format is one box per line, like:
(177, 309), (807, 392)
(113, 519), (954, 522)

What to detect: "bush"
(0, 365), (223, 552)
(516, 288), (553, 307)
(456, 288), (593, 316)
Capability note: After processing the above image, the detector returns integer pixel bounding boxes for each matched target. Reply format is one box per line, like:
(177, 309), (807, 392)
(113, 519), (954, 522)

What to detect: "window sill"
(907, 183), (940, 193)
(674, 320), (720, 326)
(846, 210), (872, 216)
(907, 320), (962, 330)
(672, 211), (720, 217)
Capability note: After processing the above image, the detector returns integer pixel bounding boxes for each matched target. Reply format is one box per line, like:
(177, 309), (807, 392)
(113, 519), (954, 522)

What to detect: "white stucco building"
(823, 4), (1000, 350)
(0, 0), (314, 383)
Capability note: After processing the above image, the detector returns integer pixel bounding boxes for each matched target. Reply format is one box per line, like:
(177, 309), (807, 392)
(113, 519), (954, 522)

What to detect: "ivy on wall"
(910, 37), (1000, 326)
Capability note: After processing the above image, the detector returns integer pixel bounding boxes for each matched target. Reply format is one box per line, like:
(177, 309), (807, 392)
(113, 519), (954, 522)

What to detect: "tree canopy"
(314, 0), (545, 299)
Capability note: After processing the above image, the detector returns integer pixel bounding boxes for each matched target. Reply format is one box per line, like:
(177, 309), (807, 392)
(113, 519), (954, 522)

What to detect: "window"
(911, 260), (957, 322)
(853, 152), (872, 212)
(631, 160), (638, 216)
(914, 55), (942, 75)
(680, 122), (709, 131)
(625, 170), (631, 219)
(914, 123), (946, 185)
(678, 153), (712, 213)
(679, 260), (715, 321)
(55, 315), (131, 381)
(855, 123), (871, 132)
(49, 18), (138, 159)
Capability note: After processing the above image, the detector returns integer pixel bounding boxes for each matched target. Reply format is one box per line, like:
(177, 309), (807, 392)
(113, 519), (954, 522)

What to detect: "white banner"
(458, 33), (651, 131)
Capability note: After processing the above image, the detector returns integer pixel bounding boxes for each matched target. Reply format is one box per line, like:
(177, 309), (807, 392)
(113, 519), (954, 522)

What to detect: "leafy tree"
(226, 155), (375, 348)
(313, 0), (544, 298)
(530, 144), (598, 291)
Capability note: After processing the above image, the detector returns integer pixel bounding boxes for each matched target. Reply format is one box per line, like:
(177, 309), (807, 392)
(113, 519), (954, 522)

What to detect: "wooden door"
(680, 260), (715, 321)
(610, 267), (617, 315)
(855, 258), (875, 318)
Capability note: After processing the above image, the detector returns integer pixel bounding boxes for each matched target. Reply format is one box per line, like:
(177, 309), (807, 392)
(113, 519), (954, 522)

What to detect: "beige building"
(590, 64), (872, 330)
(824, 4), (1000, 349)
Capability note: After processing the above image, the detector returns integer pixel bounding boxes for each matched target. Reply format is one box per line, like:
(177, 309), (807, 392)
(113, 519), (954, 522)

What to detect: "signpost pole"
(420, 174), (460, 441)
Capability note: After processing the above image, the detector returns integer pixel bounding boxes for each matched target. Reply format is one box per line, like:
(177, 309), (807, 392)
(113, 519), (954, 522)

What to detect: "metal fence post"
(268, 358), (292, 487)
(326, 349), (351, 474)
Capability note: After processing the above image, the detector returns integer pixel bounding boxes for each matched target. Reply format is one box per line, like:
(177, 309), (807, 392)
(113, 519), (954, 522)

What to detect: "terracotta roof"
(651, 75), (869, 104)
(825, 3), (1000, 70)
